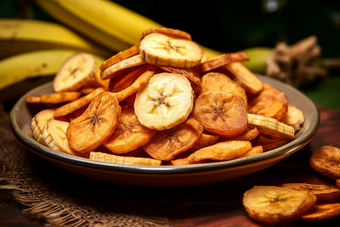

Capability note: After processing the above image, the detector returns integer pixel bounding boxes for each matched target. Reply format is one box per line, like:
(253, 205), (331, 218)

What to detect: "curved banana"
(0, 49), (106, 90)
(0, 19), (112, 59)
(241, 47), (273, 74)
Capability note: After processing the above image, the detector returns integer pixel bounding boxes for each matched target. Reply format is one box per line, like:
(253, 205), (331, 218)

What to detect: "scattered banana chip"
(299, 203), (340, 222)
(67, 91), (121, 153)
(143, 118), (203, 161)
(53, 52), (96, 92)
(281, 183), (340, 202)
(243, 185), (317, 226)
(280, 104), (305, 131)
(309, 146), (340, 179)
(26, 91), (81, 104)
(103, 106), (157, 154)
(192, 90), (248, 137)
(140, 32), (202, 68)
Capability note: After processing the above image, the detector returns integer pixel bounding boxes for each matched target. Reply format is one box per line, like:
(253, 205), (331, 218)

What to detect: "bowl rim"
(9, 75), (320, 175)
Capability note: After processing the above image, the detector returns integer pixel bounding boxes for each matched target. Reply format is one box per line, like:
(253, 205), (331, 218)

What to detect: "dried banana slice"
(102, 106), (157, 154)
(309, 146), (340, 179)
(281, 183), (340, 202)
(140, 33), (202, 68)
(31, 109), (56, 145)
(134, 72), (194, 130)
(67, 91), (121, 153)
(200, 72), (247, 108)
(26, 91), (81, 104)
(191, 132), (220, 151)
(192, 90), (248, 137)
(280, 104), (305, 131)
(53, 53), (96, 92)
(239, 146), (263, 158)
(243, 185), (317, 226)
(140, 27), (192, 41)
(219, 126), (260, 143)
(247, 114), (295, 140)
(188, 140), (252, 163)
(299, 203), (340, 222)
(42, 119), (87, 158)
(143, 118), (204, 161)
(89, 151), (161, 166)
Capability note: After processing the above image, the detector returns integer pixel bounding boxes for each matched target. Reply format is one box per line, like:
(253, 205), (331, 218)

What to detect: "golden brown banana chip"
(25, 92), (81, 104)
(254, 137), (290, 152)
(142, 117), (204, 161)
(82, 71), (110, 90)
(103, 106), (157, 154)
(159, 66), (201, 88)
(299, 203), (340, 222)
(194, 52), (249, 74)
(54, 87), (105, 118)
(192, 90), (248, 137)
(140, 27), (192, 41)
(67, 91), (121, 153)
(280, 104), (305, 131)
(239, 145), (263, 158)
(243, 185), (317, 226)
(309, 146), (340, 179)
(200, 72), (247, 108)
(281, 183), (340, 202)
(191, 132), (220, 151)
(100, 43), (140, 72)
(188, 140), (252, 163)
(220, 126), (260, 143)
(216, 62), (263, 95)
(247, 83), (288, 121)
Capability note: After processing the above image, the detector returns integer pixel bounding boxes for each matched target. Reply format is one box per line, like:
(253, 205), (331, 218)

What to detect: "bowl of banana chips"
(10, 28), (319, 187)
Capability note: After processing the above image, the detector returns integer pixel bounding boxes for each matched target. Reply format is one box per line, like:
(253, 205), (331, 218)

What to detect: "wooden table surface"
(1, 103), (340, 227)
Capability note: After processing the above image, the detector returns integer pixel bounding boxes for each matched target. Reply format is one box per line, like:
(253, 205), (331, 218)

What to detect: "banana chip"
(299, 203), (340, 222)
(309, 146), (340, 179)
(26, 91), (81, 104)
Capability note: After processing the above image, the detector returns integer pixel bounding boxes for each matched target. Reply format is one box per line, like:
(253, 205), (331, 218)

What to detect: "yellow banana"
(0, 19), (113, 59)
(35, 0), (222, 59)
(0, 49), (106, 90)
(241, 47), (273, 74)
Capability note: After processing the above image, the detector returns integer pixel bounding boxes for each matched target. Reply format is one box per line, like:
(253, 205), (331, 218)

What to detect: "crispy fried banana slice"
(191, 132), (220, 151)
(54, 87), (105, 118)
(140, 27), (192, 41)
(220, 126), (260, 143)
(254, 137), (290, 152)
(309, 146), (340, 179)
(200, 72), (247, 108)
(192, 90), (248, 137)
(53, 53), (96, 92)
(195, 52), (249, 74)
(280, 104), (305, 131)
(243, 185), (317, 226)
(140, 33), (202, 68)
(239, 146), (263, 158)
(188, 140), (252, 163)
(26, 92), (81, 104)
(299, 203), (340, 222)
(89, 151), (161, 166)
(143, 118), (204, 161)
(281, 183), (340, 202)
(31, 109), (57, 145)
(247, 114), (295, 140)
(102, 106), (157, 154)
(67, 91), (121, 153)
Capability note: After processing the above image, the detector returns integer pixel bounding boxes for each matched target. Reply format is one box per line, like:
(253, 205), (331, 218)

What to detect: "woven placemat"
(0, 104), (172, 227)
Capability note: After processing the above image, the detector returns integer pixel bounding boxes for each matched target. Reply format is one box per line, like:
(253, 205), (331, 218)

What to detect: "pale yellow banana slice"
(134, 72), (194, 130)
(280, 104), (305, 131)
(243, 185), (317, 225)
(42, 119), (86, 157)
(140, 33), (202, 68)
(31, 109), (56, 145)
(53, 52), (96, 92)
(247, 114), (295, 140)
(89, 151), (161, 166)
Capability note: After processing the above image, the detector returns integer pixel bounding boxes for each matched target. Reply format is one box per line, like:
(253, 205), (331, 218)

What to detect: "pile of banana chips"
(26, 27), (303, 166)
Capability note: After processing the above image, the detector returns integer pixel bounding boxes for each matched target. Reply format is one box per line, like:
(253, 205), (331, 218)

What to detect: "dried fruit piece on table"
(243, 185), (317, 226)
(134, 72), (194, 130)
(26, 91), (81, 104)
(299, 203), (340, 222)
(89, 151), (161, 166)
(67, 91), (121, 153)
(192, 90), (248, 137)
(102, 106), (157, 154)
(143, 117), (203, 161)
(42, 119), (87, 158)
(247, 114), (295, 140)
(140, 32), (202, 68)
(200, 72), (247, 108)
(53, 52), (96, 92)
(280, 104), (305, 131)
(281, 183), (340, 202)
(188, 140), (252, 163)
(309, 146), (340, 179)
(140, 27), (192, 41)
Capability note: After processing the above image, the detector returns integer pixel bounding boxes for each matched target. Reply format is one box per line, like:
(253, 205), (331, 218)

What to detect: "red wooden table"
(1, 103), (340, 227)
